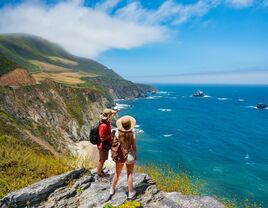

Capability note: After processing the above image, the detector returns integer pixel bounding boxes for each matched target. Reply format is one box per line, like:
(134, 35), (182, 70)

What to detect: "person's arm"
(131, 134), (137, 160)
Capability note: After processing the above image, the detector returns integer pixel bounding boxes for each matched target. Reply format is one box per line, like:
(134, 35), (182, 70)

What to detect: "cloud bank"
(0, 0), (263, 58)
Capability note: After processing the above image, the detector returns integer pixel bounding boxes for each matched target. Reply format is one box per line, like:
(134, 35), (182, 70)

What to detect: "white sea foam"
(135, 124), (140, 128)
(217, 97), (228, 101)
(163, 134), (173, 137)
(146, 96), (162, 100)
(158, 108), (172, 112)
(238, 98), (245, 102)
(157, 91), (168, 94)
(191, 95), (212, 98)
(134, 128), (144, 134)
(144, 149), (162, 153)
(245, 153), (250, 159)
(203, 95), (212, 98)
(213, 166), (223, 173)
(247, 106), (258, 109)
(114, 103), (130, 110)
(114, 98), (125, 101)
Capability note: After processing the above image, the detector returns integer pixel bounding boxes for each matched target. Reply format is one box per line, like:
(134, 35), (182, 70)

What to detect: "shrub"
(103, 201), (141, 208)
(135, 163), (202, 195)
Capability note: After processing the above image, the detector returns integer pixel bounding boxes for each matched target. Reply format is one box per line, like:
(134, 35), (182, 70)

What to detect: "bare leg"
(126, 163), (134, 193)
(111, 163), (124, 191)
(97, 160), (105, 176)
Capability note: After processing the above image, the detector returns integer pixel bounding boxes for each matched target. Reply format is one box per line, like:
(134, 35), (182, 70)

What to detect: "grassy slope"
(0, 54), (18, 76)
(0, 33), (121, 78)
(0, 135), (74, 198)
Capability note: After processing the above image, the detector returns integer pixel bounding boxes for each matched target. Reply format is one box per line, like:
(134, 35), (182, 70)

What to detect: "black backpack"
(89, 124), (100, 145)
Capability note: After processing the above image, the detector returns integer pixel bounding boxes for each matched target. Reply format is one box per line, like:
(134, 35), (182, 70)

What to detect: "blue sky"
(0, 0), (268, 84)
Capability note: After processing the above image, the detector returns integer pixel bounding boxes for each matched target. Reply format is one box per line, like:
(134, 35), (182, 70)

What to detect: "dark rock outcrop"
(0, 168), (224, 208)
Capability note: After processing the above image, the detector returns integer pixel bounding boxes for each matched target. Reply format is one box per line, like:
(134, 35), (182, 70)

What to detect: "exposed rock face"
(0, 78), (155, 155)
(0, 168), (224, 208)
(0, 80), (112, 154)
(0, 68), (36, 87)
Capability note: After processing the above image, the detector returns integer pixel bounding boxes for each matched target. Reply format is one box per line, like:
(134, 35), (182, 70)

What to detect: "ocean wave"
(238, 98), (245, 102)
(146, 96), (162, 100)
(157, 91), (168, 94)
(245, 153), (250, 159)
(114, 103), (130, 110)
(134, 128), (144, 134)
(191, 95), (212, 98)
(247, 106), (258, 109)
(144, 149), (162, 153)
(163, 134), (173, 137)
(114, 98), (125, 101)
(213, 166), (223, 173)
(203, 95), (212, 98)
(135, 124), (140, 128)
(247, 106), (268, 110)
(158, 108), (172, 112)
(217, 97), (228, 101)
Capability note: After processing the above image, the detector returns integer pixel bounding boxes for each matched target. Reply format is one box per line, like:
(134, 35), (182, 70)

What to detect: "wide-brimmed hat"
(100, 108), (116, 120)
(116, 115), (136, 132)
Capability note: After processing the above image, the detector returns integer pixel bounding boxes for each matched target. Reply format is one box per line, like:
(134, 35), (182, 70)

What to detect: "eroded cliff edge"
(0, 78), (155, 155)
(0, 167), (224, 208)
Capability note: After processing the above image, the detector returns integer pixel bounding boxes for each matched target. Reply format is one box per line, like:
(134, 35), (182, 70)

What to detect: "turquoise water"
(117, 84), (268, 206)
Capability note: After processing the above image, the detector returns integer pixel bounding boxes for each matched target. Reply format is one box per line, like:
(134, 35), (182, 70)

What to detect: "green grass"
(135, 164), (202, 195)
(0, 54), (18, 75)
(103, 201), (141, 208)
(0, 135), (75, 198)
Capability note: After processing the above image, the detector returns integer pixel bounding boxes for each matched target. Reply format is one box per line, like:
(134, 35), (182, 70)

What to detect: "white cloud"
(115, 0), (220, 25)
(0, 0), (255, 58)
(226, 0), (254, 8)
(0, 0), (169, 57)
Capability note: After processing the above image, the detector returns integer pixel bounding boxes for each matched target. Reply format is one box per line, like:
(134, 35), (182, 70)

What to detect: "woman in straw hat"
(97, 108), (117, 177)
(110, 115), (137, 200)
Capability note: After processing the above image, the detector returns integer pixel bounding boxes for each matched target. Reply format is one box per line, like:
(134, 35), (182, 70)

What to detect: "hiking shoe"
(109, 188), (115, 196)
(127, 191), (136, 200)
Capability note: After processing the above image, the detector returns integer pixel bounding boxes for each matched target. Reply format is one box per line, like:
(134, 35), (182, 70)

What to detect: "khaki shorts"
(99, 148), (109, 161)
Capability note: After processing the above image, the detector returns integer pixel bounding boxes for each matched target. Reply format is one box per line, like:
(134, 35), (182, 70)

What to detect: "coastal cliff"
(0, 167), (224, 208)
(0, 33), (225, 208)
(0, 33), (155, 156)
(0, 78), (153, 155)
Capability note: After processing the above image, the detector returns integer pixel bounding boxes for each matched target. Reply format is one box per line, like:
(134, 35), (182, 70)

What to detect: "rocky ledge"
(0, 168), (224, 208)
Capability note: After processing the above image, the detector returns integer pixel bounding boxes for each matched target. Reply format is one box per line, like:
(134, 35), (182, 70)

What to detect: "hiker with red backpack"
(110, 115), (137, 200)
(97, 108), (117, 177)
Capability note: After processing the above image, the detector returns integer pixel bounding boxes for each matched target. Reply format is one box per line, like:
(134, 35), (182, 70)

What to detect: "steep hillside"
(0, 33), (156, 155)
(0, 80), (114, 154)
(0, 33), (155, 97)
(0, 54), (18, 75)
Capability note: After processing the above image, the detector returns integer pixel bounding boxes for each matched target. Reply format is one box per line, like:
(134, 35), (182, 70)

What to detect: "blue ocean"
(116, 84), (268, 206)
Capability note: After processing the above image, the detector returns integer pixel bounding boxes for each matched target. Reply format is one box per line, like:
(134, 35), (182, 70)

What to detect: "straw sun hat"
(100, 108), (117, 120)
(116, 115), (136, 132)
